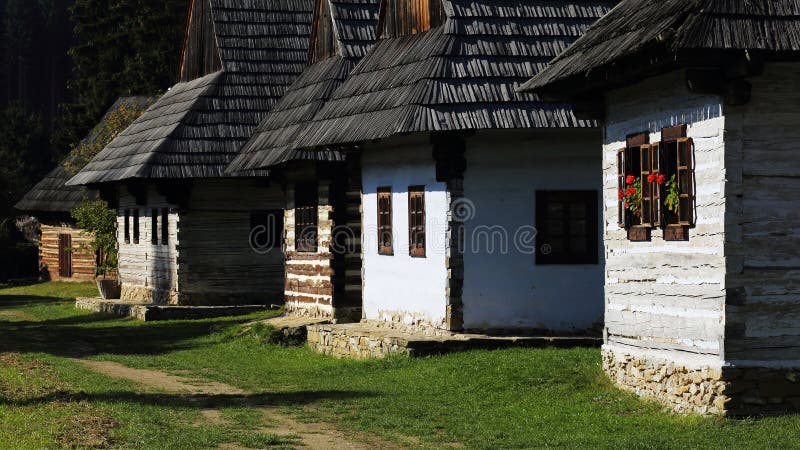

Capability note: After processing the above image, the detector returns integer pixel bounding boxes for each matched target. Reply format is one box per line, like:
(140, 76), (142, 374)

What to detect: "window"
(250, 210), (284, 251)
(161, 209), (169, 244)
(124, 210), (131, 244)
(618, 125), (695, 241)
(377, 187), (393, 255)
(536, 191), (599, 265)
(408, 187), (426, 257)
(295, 183), (318, 253)
(151, 209), (159, 244)
(133, 209), (140, 244)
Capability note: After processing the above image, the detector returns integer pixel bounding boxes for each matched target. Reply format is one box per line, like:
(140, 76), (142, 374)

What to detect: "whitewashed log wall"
(118, 187), (179, 304)
(603, 70), (727, 365)
(178, 179), (285, 305)
(724, 62), (800, 367)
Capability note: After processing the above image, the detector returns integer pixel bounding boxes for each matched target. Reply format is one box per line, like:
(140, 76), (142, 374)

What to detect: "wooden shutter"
(617, 148), (626, 228)
(639, 144), (653, 227)
(408, 187), (426, 257)
(676, 138), (695, 226)
(377, 188), (393, 255)
(58, 233), (73, 278)
(650, 142), (662, 227)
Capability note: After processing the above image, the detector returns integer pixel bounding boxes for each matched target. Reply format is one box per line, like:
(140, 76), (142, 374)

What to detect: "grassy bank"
(1, 282), (799, 449)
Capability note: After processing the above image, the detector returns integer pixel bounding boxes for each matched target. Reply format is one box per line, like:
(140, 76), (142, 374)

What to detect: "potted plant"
(72, 199), (120, 299)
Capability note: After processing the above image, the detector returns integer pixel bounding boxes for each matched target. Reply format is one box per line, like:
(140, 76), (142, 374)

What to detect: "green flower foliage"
(63, 103), (145, 175)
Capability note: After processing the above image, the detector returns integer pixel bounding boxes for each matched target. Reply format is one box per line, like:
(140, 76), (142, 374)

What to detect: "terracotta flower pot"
(97, 278), (121, 300)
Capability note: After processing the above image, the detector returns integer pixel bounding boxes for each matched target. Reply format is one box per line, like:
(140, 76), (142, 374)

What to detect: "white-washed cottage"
(230, 0), (616, 333)
(522, 0), (800, 415)
(227, 0), (381, 322)
(67, 0), (314, 305)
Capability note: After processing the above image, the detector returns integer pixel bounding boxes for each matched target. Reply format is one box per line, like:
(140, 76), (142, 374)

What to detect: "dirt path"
(75, 359), (402, 449)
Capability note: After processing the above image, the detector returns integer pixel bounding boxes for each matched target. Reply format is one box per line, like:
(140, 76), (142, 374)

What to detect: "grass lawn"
(1, 282), (799, 449)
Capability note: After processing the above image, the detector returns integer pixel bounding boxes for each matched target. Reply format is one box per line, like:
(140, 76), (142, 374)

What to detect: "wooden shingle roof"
(226, 0), (380, 173)
(68, 0), (314, 186)
(279, 0), (615, 152)
(16, 97), (154, 213)
(521, 0), (800, 95)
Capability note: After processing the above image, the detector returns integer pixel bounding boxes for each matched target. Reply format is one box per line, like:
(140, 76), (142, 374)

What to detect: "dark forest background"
(1, 0), (188, 278)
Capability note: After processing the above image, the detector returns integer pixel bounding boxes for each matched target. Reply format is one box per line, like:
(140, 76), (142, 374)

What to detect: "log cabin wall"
(118, 187), (180, 304)
(724, 63), (800, 369)
(601, 70), (731, 415)
(602, 70), (727, 365)
(284, 173), (336, 318)
(39, 222), (96, 282)
(177, 179), (285, 306)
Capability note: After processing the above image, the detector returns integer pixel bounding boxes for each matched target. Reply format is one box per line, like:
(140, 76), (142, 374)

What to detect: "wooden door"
(58, 233), (73, 278)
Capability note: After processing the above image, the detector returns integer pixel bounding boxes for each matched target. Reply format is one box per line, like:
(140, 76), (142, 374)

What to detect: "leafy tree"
(71, 198), (117, 276)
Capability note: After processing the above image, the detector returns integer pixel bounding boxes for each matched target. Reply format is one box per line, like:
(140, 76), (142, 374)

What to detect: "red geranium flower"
(647, 174), (657, 183)
(657, 174), (667, 184)
(626, 187), (637, 196)
(618, 189), (624, 200)
(624, 202), (629, 208)
(626, 175), (635, 185)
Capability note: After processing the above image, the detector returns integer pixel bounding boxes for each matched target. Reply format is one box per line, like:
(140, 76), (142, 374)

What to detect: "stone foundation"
(604, 349), (800, 416)
(307, 323), (415, 358)
(603, 349), (728, 415)
(308, 323), (600, 359)
(285, 300), (333, 319)
(121, 285), (177, 305)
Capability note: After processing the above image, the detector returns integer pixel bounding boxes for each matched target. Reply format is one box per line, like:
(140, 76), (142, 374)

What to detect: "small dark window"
(536, 191), (598, 265)
(295, 183), (318, 253)
(161, 208), (169, 244)
(377, 187), (393, 255)
(124, 210), (131, 244)
(408, 187), (426, 258)
(133, 209), (140, 244)
(151, 209), (159, 244)
(250, 210), (284, 251)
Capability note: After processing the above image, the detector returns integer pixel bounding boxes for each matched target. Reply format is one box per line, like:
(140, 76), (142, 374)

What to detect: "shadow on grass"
(1, 389), (376, 410)
(0, 295), (71, 310)
(0, 293), (259, 359)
